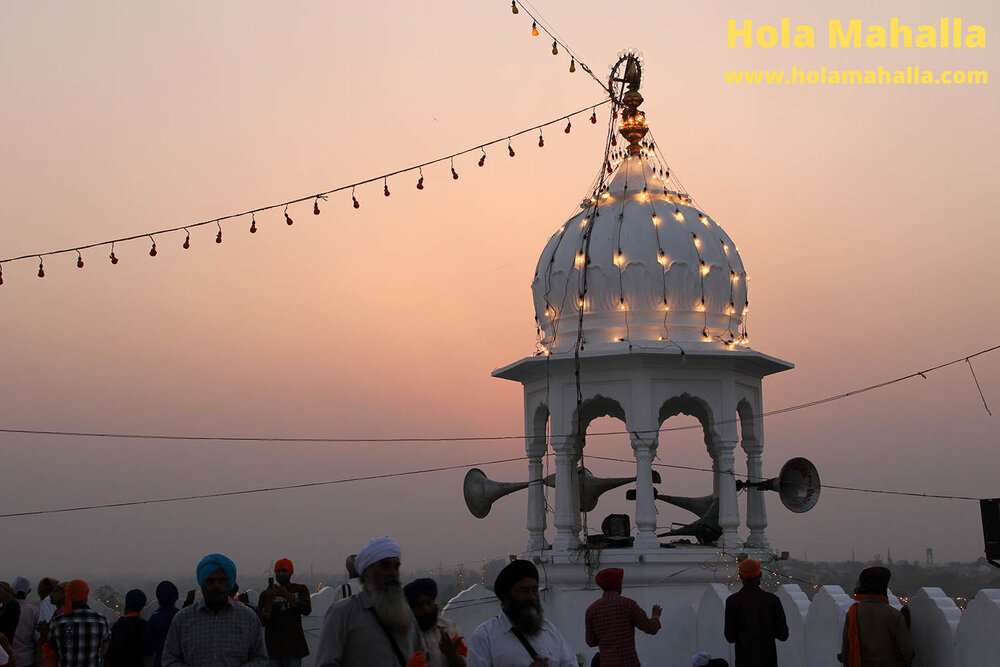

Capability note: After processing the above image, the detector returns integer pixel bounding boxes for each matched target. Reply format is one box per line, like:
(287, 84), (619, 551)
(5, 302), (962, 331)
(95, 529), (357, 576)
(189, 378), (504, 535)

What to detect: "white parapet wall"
(910, 587), (960, 667)
(695, 583), (735, 666)
(776, 584), (810, 667)
(805, 585), (853, 667)
(957, 589), (1000, 667)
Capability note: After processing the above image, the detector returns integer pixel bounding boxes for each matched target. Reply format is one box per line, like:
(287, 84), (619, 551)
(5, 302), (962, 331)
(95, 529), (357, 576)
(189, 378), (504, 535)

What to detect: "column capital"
(628, 430), (658, 453)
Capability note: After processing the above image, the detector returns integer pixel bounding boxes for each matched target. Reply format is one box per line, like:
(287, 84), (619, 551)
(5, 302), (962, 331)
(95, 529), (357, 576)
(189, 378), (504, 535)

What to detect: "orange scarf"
(845, 594), (889, 667)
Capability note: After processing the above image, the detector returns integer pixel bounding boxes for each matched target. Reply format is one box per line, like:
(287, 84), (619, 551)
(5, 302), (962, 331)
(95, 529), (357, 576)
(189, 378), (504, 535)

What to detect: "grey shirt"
(314, 590), (424, 667)
(162, 599), (268, 667)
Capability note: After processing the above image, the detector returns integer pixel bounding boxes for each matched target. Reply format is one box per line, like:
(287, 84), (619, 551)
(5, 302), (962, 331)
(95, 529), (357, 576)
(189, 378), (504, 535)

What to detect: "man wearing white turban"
(315, 537), (426, 667)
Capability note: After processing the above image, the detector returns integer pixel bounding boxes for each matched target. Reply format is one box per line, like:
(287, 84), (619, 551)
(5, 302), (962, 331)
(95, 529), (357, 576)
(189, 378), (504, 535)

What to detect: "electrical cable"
(0, 343), (993, 444)
(0, 457), (525, 519)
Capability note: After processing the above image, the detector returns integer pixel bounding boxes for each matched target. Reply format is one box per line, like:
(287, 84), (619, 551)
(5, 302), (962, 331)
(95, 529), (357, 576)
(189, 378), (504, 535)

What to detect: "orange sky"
(1, 0), (998, 581)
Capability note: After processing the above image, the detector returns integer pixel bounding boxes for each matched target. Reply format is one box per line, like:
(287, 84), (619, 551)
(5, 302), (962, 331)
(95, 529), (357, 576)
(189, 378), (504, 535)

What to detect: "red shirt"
(585, 591), (661, 667)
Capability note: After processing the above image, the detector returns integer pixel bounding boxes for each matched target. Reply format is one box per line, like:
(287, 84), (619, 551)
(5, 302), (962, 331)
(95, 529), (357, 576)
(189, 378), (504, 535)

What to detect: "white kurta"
(467, 613), (576, 667)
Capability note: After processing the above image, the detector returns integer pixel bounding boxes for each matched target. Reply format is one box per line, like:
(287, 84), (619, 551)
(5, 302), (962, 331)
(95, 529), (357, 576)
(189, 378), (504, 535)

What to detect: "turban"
(12, 576), (31, 596)
(493, 560), (538, 600)
(196, 553), (237, 588)
(63, 579), (89, 614)
(125, 589), (147, 612)
(356, 537), (402, 575)
(275, 558), (294, 575)
(691, 652), (712, 667)
(738, 558), (761, 579)
(403, 578), (438, 607)
(595, 568), (624, 591)
(857, 566), (891, 595)
(156, 581), (179, 607)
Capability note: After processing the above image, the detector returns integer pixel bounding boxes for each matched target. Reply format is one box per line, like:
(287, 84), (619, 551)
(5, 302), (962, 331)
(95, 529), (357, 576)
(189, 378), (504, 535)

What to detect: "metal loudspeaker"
(463, 467), (661, 518)
(625, 489), (721, 544)
(463, 468), (530, 519)
(546, 467), (662, 513)
(736, 457), (821, 513)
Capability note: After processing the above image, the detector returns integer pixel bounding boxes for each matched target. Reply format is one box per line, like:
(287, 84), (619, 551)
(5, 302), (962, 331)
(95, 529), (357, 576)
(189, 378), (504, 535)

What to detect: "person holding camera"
(259, 558), (312, 667)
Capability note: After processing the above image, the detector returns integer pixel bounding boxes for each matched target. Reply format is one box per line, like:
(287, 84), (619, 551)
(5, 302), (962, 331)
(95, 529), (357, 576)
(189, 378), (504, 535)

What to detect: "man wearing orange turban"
(724, 559), (788, 667)
(585, 568), (661, 666)
(260, 558), (313, 667)
(48, 579), (111, 666)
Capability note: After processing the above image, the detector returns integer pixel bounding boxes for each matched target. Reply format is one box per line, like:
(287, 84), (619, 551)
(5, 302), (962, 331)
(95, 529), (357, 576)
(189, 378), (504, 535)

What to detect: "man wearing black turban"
(466, 560), (576, 667)
(839, 567), (913, 667)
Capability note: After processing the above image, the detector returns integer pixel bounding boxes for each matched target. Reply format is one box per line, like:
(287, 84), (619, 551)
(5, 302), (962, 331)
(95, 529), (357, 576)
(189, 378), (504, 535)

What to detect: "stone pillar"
(743, 437), (770, 550)
(525, 443), (549, 552)
(552, 437), (581, 550)
(711, 436), (741, 551)
(631, 431), (659, 548)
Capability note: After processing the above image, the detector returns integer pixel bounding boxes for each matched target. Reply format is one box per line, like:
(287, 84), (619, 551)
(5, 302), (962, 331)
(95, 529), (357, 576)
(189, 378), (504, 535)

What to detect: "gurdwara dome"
(531, 89), (749, 355)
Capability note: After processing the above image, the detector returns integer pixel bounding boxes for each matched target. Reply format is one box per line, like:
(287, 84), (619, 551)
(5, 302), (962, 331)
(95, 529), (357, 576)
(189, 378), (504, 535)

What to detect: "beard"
(505, 597), (544, 636)
(415, 606), (439, 632)
(365, 576), (412, 632)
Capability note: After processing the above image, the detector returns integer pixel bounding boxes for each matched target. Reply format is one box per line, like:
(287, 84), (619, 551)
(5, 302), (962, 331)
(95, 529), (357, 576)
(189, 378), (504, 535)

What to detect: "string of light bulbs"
(1, 342), (992, 443)
(509, 0), (609, 95)
(0, 100), (610, 284)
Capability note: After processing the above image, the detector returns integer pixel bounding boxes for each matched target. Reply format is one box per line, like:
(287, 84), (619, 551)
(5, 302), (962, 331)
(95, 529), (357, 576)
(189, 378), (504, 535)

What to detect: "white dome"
(531, 154), (749, 354)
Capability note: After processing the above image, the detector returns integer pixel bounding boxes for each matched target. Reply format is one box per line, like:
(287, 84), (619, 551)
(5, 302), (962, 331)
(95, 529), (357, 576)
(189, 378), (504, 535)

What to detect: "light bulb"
(619, 298), (626, 310)
(353, 195), (360, 209)
(77, 255), (84, 268)
(743, 303), (750, 315)
(700, 214), (708, 225)
(662, 298), (669, 311)
(697, 299), (706, 312)
(703, 329), (711, 342)
(652, 215), (660, 225)
(110, 251), (118, 265)
(183, 234), (190, 249)
(578, 295), (585, 308)
(658, 250), (667, 266)
(692, 234), (701, 248)
(285, 211), (294, 226)
(451, 166), (459, 180)
(508, 144), (515, 157)
(723, 243), (729, 252)
(537, 133), (544, 148)
(511, 0), (518, 14)
(37, 261), (44, 278)
(478, 153), (486, 167)
(314, 200), (321, 215)
(149, 242), (157, 257)
(417, 176), (424, 190)
(590, 111), (597, 124)
(384, 183), (391, 197)
(250, 217), (257, 233)
(731, 272), (739, 283)
(531, 21), (538, 36)
(564, 119), (571, 134)
(614, 249), (624, 266)
(575, 252), (585, 266)
(569, 58), (576, 73)
(552, 41), (558, 55)
(674, 209), (684, 221)
(215, 230), (222, 244)
(700, 261), (710, 276)
(601, 192), (611, 200)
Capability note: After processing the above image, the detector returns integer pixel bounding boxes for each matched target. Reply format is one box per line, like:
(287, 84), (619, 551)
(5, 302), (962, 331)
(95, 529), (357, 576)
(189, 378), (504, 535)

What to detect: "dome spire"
(613, 53), (648, 155)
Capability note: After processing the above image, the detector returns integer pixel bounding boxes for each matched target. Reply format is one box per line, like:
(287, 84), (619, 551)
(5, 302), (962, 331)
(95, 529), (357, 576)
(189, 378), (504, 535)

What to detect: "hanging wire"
(0, 100), (610, 273)
(0, 343), (995, 444)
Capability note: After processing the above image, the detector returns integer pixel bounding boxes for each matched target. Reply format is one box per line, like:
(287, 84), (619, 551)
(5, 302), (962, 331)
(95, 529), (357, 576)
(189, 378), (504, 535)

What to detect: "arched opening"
(655, 394), (720, 544)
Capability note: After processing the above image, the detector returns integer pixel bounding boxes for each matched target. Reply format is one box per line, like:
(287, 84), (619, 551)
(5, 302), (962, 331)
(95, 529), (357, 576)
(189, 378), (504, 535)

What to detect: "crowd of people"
(0, 538), (913, 667)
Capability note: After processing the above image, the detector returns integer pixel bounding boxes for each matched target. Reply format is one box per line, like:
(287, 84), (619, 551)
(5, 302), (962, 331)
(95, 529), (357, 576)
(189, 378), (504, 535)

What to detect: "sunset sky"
(1, 0), (998, 583)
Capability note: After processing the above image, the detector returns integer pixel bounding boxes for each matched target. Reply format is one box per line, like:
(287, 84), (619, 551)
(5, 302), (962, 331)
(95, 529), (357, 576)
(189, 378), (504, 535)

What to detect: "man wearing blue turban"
(162, 554), (268, 667)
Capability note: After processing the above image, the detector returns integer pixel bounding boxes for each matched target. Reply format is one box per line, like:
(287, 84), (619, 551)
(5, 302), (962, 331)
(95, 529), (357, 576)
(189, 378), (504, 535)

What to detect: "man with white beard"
(315, 536), (426, 667)
(467, 560), (576, 667)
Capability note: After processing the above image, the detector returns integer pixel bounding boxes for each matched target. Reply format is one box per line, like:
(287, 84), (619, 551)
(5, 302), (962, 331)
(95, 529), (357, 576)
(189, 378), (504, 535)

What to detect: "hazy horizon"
(1, 0), (998, 582)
